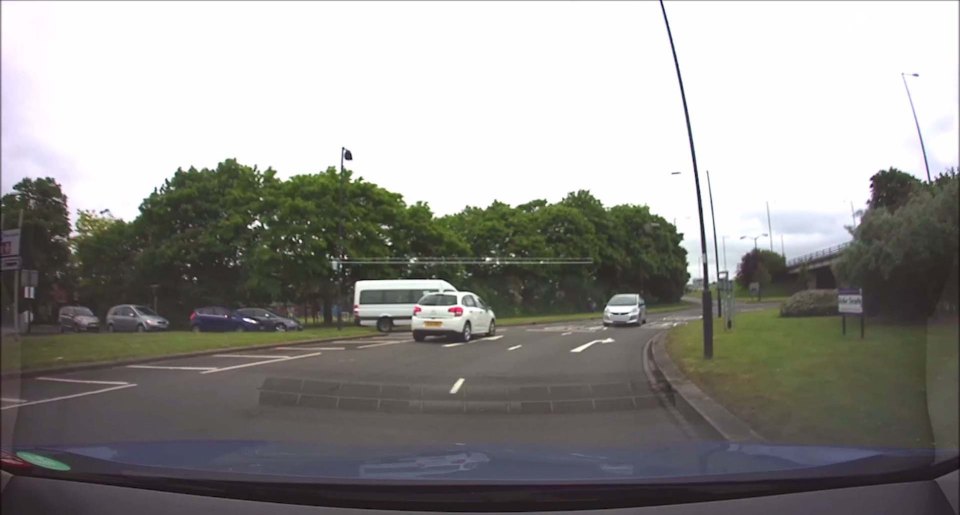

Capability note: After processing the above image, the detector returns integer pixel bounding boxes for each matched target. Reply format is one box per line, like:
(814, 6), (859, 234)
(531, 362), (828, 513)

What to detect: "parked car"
(410, 291), (496, 342)
(58, 306), (100, 332)
(105, 304), (170, 332)
(235, 308), (302, 332)
(189, 306), (262, 333)
(602, 293), (647, 327)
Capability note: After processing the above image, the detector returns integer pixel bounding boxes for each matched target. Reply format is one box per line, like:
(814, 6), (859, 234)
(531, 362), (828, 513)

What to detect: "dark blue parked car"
(189, 306), (263, 332)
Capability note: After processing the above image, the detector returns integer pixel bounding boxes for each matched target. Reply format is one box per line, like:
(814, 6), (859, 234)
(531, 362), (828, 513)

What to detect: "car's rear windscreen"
(418, 294), (458, 306)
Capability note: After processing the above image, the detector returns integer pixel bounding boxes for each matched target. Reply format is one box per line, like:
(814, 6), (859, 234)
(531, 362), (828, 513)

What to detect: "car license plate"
(425, 321), (442, 328)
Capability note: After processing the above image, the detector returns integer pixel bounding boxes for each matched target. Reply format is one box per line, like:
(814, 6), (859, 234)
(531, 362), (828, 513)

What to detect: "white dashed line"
(481, 335), (505, 341)
(127, 365), (217, 371)
(508, 345), (522, 351)
(1, 398), (26, 404)
(450, 378), (465, 394)
(276, 346), (345, 351)
(442, 342), (465, 348)
(35, 377), (130, 386)
(213, 354), (292, 359)
(0, 384), (137, 410)
(561, 332), (573, 336)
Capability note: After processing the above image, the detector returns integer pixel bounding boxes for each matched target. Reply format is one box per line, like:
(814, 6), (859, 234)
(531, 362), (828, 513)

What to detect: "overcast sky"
(2, 1), (958, 279)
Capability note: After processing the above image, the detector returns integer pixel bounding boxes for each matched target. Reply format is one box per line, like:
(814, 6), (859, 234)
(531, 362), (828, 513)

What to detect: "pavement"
(0, 307), (762, 451)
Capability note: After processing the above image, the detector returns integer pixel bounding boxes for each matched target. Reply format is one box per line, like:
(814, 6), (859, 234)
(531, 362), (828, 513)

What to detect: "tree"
(868, 167), (922, 213)
(835, 171), (959, 319)
(72, 210), (142, 315)
(1, 177), (72, 321)
(735, 248), (786, 289)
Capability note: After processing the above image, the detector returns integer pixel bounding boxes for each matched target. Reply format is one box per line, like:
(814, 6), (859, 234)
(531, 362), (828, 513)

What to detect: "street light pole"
(338, 147), (353, 331)
(721, 236), (728, 273)
(659, 0), (713, 359)
(706, 170), (721, 319)
(900, 73), (931, 182)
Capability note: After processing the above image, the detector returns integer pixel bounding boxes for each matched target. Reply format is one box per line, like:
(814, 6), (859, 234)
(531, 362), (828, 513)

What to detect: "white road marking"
(200, 351), (325, 374)
(450, 378), (465, 394)
(276, 346), (345, 351)
(442, 342), (465, 348)
(0, 384), (137, 411)
(213, 354), (291, 359)
(570, 337), (615, 353)
(508, 345), (522, 351)
(35, 377), (130, 386)
(127, 365), (217, 371)
(561, 332), (573, 336)
(334, 339), (408, 345)
(357, 341), (408, 349)
(1, 398), (26, 404)
(480, 335), (504, 341)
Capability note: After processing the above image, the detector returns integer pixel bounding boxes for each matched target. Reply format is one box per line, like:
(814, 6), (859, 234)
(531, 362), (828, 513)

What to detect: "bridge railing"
(786, 241), (852, 268)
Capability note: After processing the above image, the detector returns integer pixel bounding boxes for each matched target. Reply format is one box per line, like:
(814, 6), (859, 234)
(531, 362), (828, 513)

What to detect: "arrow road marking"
(570, 338), (615, 353)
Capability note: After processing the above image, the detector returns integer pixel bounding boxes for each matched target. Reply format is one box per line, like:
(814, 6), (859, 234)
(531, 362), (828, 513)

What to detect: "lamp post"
(900, 73), (931, 182)
(659, 0), (713, 359)
(740, 233), (767, 251)
(721, 236), (729, 274)
(675, 170), (722, 319)
(337, 147), (353, 331)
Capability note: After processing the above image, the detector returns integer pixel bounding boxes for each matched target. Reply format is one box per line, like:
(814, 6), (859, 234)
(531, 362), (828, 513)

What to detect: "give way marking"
(570, 338), (615, 353)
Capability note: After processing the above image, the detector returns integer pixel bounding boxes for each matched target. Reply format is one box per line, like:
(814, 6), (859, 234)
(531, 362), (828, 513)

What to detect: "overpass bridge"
(785, 241), (851, 289)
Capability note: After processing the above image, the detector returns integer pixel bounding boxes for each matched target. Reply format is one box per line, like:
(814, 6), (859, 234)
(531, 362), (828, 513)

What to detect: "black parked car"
(235, 308), (303, 332)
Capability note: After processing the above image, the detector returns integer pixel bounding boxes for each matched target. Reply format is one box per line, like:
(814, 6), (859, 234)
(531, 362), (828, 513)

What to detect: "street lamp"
(740, 233), (767, 251)
(674, 171), (722, 319)
(337, 147), (353, 331)
(900, 73), (931, 182)
(660, 0), (713, 359)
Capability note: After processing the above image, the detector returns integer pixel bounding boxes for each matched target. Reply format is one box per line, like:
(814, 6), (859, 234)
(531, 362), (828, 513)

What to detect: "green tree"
(72, 210), (142, 316)
(735, 248), (787, 289)
(1, 177), (72, 321)
(868, 167), (922, 213)
(836, 171), (959, 318)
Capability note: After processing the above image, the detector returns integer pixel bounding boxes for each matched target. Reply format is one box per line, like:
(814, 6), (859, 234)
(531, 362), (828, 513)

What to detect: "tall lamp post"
(741, 233), (767, 251)
(660, 0), (713, 359)
(900, 73), (931, 183)
(337, 147), (353, 331)
(675, 170), (722, 320)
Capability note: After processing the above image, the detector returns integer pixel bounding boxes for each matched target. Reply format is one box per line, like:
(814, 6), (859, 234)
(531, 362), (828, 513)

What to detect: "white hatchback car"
(411, 291), (496, 342)
(602, 293), (647, 327)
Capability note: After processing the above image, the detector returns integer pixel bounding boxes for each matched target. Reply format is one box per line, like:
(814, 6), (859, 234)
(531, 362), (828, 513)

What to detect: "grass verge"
(665, 308), (956, 449)
(1, 326), (375, 373)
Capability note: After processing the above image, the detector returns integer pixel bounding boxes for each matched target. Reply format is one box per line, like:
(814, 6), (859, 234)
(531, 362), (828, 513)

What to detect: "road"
(0, 308), (742, 451)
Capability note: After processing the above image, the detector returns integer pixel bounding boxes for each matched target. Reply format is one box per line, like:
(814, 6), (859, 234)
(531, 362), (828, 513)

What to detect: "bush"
(780, 289), (838, 317)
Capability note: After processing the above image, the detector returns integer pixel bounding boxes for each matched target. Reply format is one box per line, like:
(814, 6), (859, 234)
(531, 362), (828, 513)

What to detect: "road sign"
(1, 256), (21, 271)
(838, 288), (863, 314)
(1, 229), (21, 257)
(24, 287), (35, 299)
(748, 282), (760, 295)
(20, 269), (38, 287)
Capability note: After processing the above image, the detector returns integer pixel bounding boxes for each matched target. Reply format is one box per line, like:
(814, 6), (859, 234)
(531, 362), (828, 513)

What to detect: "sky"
(2, 1), (958, 280)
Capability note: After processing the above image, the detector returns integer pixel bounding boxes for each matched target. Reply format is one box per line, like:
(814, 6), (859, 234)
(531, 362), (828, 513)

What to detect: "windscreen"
(0, 0), (956, 500)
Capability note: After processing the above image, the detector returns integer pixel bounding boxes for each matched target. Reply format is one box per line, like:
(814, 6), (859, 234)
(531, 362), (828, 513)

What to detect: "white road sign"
(838, 288), (863, 314)
(1, 229), (21, 258)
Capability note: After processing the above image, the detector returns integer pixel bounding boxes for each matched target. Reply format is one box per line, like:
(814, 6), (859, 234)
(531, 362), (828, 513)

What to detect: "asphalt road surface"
(1, 307), (747, 451)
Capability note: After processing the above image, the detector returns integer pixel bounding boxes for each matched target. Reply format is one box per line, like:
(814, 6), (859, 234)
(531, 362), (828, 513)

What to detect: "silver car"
(602, 293), (647, 327)
(106, 304), (170, 332)
(58, 306), (100, 332)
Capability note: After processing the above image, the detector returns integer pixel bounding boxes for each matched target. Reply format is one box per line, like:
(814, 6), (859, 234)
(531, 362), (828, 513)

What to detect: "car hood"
(73, 315), (100, 324)
(142, 315), (168, 323)
(4, 440), (941, 483)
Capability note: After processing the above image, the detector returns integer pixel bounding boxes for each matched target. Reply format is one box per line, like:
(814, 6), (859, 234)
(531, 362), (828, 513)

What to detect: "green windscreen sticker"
(16, 451), (71, 471)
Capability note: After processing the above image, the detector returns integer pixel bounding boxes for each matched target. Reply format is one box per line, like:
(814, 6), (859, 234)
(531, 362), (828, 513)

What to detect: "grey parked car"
(58, 306), (100, 332)
(235, 308), (303, 332)
(105, 304), (169, 332)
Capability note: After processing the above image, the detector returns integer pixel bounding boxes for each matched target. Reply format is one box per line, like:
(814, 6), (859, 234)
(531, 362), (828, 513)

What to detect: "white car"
(602, 293), (647, 327)
(411, 291), (496, 342)
(353, 279), (457, 333)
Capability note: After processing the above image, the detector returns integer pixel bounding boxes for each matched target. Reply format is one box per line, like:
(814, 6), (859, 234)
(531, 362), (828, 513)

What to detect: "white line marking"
(213, 354), (292, 359)
(450, 378), (465, 394)
(277, 346), (345, 351)
(127, 365), (217, 371)
(443, 342), (465, 348)
(1, 398), (26, 404)
(508, 345), (522, 351)
(200, 351), (324, 374)
(481, 335), (505, 341)
(0, 384), (137, 410)
(357, 341), (407, 349)
(333, 339), (408, 345)
(561, 332), (573, 336)
(570, 338), (615, 353)
(35, 377), (130, 386)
